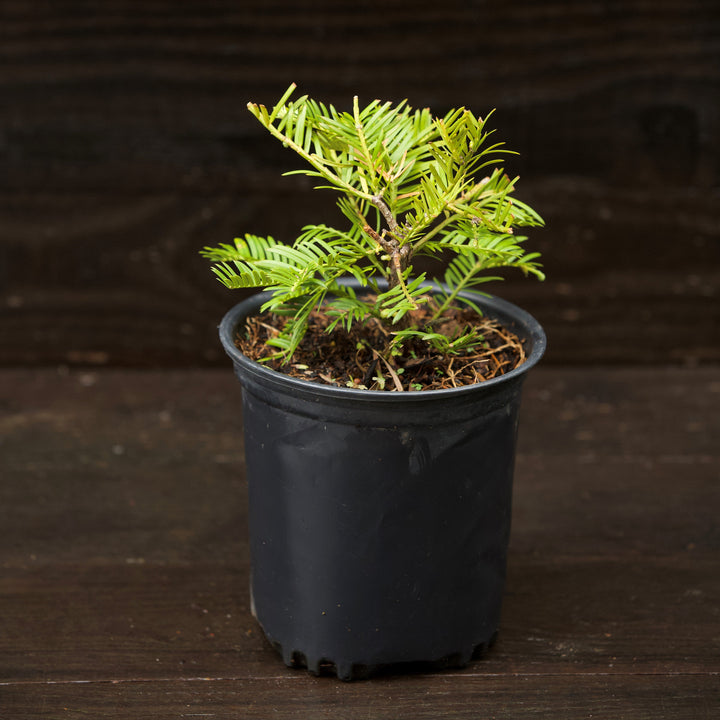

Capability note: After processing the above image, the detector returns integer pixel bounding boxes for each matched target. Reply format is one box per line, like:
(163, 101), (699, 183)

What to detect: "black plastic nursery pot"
(219, 285), (546, 681)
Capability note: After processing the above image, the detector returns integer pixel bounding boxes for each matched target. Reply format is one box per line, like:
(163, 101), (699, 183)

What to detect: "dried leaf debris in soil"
(237, 304), (527, 392)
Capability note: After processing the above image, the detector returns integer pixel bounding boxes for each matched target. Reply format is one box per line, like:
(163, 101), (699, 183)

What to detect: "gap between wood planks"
(2, 669), (717, 687)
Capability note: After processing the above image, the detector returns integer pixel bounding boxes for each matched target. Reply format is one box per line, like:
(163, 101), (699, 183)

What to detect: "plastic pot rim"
(219, 281), (546, 405)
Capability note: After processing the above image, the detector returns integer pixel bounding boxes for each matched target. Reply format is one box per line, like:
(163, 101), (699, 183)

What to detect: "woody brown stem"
(388, 244), (411, 289)
(370, 194), (400, 235)
(362, 224), (410, 291)
(361, 198), (412, 301)
(363, 224), (394, 255)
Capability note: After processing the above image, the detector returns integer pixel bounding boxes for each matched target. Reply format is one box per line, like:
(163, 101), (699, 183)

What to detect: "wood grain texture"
(0, 0), (719, 366)
(2, 0), (718, 191)
(3, 674), (717, 720)
(1, 367), (718, 717)
(1, 183), (717, 367)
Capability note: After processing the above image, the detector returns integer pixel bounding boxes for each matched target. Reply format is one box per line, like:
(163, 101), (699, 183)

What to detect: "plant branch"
(363, 224), (393, 254)
(370, 194), (401, 236)
(431, 256), (484, 319)
(352, 96), (378, 194)
(248, 101), (374, 204)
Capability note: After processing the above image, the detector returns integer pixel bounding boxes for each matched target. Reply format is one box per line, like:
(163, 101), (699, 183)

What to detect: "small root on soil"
(237, 304), (527, 392)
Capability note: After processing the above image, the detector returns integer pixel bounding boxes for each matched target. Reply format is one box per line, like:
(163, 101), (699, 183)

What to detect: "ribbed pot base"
(271, 634), (498, 682)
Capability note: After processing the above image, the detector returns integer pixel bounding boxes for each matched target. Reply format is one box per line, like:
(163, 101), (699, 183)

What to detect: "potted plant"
(202, 84), (546, 681)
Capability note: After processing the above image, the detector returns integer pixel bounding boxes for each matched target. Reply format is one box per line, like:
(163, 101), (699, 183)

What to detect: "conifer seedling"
(202, 84), (544, 383)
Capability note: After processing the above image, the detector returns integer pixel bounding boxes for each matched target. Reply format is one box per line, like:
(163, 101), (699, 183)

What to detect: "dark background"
(1, 0), (718, 368)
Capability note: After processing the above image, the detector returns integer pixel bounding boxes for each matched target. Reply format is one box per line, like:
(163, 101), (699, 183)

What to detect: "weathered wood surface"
(1, 1), (719, 366)
(1, 367), (718, 717)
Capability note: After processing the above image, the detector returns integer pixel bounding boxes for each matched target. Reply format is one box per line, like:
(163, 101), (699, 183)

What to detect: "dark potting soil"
(236, 301), (528, 392)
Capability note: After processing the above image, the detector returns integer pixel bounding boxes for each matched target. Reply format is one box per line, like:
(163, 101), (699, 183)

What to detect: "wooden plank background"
(1, 0), (718, 367)
(2, 366), (719, 716)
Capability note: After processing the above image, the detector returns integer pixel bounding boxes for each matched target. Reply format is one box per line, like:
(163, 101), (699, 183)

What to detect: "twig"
(370, 194), (401, 235)
(372, 349), (404, 392)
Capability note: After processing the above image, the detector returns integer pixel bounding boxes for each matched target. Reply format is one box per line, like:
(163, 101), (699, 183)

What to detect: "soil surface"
(237, 303), (527, 392)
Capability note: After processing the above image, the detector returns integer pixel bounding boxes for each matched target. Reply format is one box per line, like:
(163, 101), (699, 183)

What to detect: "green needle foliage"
(202, 83), (545, 361)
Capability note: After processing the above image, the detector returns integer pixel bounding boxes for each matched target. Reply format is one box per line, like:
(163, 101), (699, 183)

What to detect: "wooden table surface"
(1, 367), (718, 718)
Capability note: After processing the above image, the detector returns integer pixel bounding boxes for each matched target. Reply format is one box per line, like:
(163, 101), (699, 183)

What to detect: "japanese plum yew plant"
(202, 84), (544, 386)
